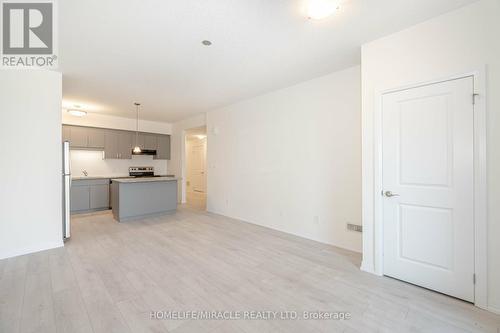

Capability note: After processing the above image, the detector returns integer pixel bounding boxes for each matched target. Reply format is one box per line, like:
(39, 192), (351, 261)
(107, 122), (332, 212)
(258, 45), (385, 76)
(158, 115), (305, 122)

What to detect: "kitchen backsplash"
(70, 150), (168, 177)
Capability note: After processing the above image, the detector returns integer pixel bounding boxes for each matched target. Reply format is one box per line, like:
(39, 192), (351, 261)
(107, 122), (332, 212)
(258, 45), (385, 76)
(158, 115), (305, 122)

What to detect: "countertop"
(72, 175), (173, 181)
(72, 175), (132, 181)
(111, 176), (178, 184)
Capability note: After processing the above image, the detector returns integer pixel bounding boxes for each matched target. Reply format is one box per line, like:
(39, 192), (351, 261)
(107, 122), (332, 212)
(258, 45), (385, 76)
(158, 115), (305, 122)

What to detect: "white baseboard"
(360, 261), (371, 273)
(360, 261), (383, 275)
(486, 304), (500, 315)
(206, 209), (362, 254)
(0, 240), (64, 260)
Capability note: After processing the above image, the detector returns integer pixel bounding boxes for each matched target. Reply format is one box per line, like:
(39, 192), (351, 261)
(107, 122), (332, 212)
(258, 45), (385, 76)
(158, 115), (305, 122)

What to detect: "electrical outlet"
(347, 223), (362, 232)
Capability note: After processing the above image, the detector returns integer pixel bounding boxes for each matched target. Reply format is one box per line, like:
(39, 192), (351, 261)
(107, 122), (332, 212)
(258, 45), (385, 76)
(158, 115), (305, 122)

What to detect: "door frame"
(181, 126), (207, 205)
(185, 134), (207, 197)
(371, 68), (487, 309)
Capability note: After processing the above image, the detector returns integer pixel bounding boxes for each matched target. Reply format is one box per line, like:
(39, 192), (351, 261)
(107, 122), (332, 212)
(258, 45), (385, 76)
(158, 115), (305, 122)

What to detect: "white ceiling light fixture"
(67, 105), (87, 117)
(133, 102), (142, 154)
(67, 109), (87, 117)
(307, 0), (340, 20)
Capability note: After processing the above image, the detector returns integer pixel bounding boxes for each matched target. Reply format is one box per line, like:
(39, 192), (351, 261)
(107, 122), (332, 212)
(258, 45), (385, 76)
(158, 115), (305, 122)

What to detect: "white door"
(382, 77), (475, 302)
(188, 140), (206, 193)
(187, 137), (207, 210)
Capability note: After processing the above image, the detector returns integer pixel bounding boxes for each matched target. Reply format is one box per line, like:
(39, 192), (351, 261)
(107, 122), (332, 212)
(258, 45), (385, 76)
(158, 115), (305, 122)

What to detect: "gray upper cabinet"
(70, 126), (88, 147)
(62, 125), (170, 160)
(144, 134), (157, 150)
(87, 128), (105, 148)
(155, 135), (171, 160)
(104, 130), (120, 159)
(105, 130), (133, 159)
(118, 131), (132, 159)
(62, 126), (71, 142)
(63, 125), (106, 149)
(135, 133), (145, 150)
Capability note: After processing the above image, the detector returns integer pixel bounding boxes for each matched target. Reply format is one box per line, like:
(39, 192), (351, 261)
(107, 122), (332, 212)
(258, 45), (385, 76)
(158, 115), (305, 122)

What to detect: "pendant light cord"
(135, 103), (140, 146)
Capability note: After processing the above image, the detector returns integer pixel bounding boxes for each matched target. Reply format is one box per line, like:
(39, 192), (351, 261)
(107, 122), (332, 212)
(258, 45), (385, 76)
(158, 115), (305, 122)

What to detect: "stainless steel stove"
(129, 166), (160, 178)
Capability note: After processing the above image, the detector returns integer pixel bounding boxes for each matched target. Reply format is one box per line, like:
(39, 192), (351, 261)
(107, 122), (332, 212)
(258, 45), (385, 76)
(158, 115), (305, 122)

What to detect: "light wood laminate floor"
(1, 207), (499, 333)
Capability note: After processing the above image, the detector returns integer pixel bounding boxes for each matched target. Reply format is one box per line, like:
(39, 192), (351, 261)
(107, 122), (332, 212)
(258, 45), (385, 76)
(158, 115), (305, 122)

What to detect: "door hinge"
(473, 93), (479, 105)
(473, 274), (476, 284)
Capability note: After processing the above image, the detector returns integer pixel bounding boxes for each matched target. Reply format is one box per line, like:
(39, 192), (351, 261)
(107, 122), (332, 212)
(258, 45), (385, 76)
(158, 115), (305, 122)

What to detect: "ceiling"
(60, 0), (477, 123)
(186, 126), (207, 136)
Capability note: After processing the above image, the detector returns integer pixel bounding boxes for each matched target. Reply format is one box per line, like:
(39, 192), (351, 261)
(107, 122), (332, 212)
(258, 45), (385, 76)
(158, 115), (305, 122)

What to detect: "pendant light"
(133, 102), (142, 154)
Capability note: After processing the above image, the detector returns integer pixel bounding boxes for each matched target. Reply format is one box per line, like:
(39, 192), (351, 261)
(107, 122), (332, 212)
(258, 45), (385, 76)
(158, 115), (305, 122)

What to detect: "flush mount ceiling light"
(67, 105), (87, 117)
(307, 0), (340, 20)
(67, 109), (87, 117)
(133, 102), (142, 154)
(201, 40), (212, 46)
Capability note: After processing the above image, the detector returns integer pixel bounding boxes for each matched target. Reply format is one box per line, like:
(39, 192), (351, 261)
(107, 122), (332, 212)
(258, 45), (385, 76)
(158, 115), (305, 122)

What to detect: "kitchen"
(62, 104), (177, 239)
(3, 1), (500, 331)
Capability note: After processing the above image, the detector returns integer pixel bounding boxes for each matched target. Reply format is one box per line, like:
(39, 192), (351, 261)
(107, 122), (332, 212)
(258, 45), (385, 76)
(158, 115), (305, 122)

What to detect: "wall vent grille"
(347, 223), (363, 232)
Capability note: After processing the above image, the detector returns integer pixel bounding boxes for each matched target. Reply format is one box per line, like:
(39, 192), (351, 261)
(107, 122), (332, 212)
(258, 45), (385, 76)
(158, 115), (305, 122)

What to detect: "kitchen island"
(110, 177), (178, 222)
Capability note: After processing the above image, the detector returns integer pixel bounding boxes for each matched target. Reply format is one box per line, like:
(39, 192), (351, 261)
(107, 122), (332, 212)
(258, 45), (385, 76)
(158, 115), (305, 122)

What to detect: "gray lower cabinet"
(90, 184), (109, 209)
(70, 185), (90, 212)
(111, 179), (177, 222)
(71, 179), (110, 213)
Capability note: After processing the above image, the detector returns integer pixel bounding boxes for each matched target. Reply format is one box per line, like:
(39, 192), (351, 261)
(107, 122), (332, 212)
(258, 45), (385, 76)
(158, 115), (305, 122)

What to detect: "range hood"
(132, 149), (157, 156)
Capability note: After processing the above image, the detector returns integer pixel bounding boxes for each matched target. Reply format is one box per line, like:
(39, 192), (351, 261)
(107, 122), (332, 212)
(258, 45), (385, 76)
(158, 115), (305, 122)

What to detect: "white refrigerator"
(62, 141), (71, 240)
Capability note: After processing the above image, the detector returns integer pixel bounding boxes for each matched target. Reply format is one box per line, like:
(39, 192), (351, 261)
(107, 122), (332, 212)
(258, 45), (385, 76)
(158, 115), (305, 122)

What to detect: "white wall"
(62, 111), (172, 134)
(361, 0), (500, 312)
(0, 70), (63, 259)
(206, 66), (362, 252)
(170, 114), (207, 202)
(70, 151), (168, 178)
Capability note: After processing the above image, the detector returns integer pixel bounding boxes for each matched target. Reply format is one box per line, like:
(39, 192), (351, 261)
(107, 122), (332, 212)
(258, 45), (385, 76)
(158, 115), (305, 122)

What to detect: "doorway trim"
(181, 126), (207, 206)
(370, 68), (487, 309)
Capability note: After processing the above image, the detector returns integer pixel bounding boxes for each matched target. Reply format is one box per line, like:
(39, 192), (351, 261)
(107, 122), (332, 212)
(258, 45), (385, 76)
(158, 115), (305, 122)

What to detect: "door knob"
(384, 191), (400, 197)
